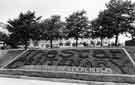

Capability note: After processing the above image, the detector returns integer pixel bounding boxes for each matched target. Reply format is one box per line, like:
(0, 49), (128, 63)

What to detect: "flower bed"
(4, 48), (135, 74)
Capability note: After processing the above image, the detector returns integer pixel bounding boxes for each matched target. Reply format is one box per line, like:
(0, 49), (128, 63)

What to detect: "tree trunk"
(24, 43), (28, 50)
(75, 37), (78, 47)
(115, 34), (119, 46)
(50, 39), (53, 48)
(131, 35), (134, 40)
(24, 40), (28, 50)
(100, 38), (103, 47)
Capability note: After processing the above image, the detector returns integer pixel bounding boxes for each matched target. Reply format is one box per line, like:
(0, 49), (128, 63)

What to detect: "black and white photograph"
(0, 0), (135, 85)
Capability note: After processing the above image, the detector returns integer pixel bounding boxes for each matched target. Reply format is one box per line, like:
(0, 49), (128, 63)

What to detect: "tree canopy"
(4, 0), (135, 48)
(39, 15), (64, 48)
(66, 10), (90, 47)
(91, 0), (135, 46)
(7, 10), (41, 48)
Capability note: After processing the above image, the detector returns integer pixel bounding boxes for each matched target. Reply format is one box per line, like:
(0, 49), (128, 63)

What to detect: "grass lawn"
(0, 49), (24, 68)
(125, 47), (135, 62)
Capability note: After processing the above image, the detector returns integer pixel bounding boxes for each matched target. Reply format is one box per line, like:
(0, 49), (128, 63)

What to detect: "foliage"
(91, 13), (113, 46)
(65, 41), (71, 46)
(0, 32), (8, 48)
(4, 0), (135, 48)
(0, 32), (8, 42)
(66, 10), (90, 47)
(7, 10), (41, 49)
(91, 0), (135, 46)
(59, 42), (63, 46)
(105, 0), (135, 46)
(6, 49), (135, 75)
(82, 42), (88, 46)
(39, 15), (64, 48)
(128, 24), (135, 39)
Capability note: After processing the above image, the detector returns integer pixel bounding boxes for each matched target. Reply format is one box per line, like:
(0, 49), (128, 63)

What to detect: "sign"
(19, 65), (112, 73)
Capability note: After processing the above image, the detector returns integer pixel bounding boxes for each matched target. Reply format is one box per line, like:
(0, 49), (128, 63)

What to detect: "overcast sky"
(1, 0), (135, 23)
(0, 0), (135, 41)
(0, 0), (116, 23)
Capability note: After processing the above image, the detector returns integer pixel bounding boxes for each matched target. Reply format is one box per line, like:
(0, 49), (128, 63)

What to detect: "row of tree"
(2, 0), (135, 48)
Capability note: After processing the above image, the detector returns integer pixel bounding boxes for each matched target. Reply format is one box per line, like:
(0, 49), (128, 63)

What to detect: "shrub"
(72, 43), (76, 47)
(59, 42), (63, 46)
(83, 42), (88, 46)
(65, 42), (71, 46)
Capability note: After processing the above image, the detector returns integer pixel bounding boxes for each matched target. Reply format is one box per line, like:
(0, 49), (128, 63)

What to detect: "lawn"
(125, 47), (135, 62)
(0, 49), (24, 68)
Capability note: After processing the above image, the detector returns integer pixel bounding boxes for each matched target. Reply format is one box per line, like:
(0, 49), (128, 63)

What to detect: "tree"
(128, 26), (135, 40)
(66, 10), (89, 47)
(91, 14), (113, 46)
(0, 32), (8, 47)
(103, 0), (135, 46)
(128, 21), (135, 40)
(40, 15), (64, 48)
(7, 10), (41, 49)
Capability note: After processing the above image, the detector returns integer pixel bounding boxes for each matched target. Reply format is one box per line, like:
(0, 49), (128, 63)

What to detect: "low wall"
(0, 69), (135, 84)
(19, 65), (112, 74)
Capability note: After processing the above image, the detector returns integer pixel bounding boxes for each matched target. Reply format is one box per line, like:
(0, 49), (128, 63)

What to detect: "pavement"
(0, 76), (134, 85)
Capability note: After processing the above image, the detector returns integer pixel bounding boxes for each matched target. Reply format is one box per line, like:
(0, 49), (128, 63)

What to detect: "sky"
(0, 0), (112, 23)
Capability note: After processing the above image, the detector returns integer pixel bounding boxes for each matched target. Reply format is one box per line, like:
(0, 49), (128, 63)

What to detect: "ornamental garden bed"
(0, 48), (135, 83)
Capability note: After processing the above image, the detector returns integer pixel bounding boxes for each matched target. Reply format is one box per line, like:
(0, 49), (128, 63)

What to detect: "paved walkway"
(0, 76), (134, 85)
